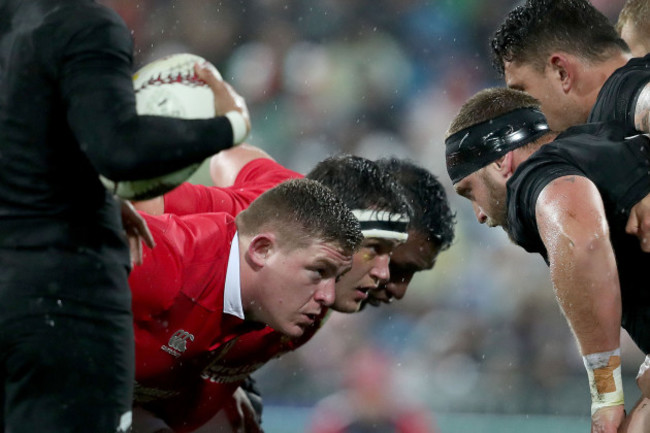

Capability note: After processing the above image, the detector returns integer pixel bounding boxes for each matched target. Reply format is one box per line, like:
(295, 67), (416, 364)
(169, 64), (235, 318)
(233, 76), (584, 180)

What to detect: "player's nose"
(314, 278), (336, 306)
(473, 203), (488, 224)
(370, 254), (390, 285)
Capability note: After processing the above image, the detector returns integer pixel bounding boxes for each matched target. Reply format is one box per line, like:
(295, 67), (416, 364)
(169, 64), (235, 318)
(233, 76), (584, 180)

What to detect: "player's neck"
(579, 53), (630, 119)
(512, 133), (557, 170)
(598, 52), (632, 86)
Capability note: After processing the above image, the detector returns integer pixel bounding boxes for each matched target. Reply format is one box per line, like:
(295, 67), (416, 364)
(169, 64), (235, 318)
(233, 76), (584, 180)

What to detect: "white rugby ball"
(134, 52), (219, 118)
(102, 53), (219, 200)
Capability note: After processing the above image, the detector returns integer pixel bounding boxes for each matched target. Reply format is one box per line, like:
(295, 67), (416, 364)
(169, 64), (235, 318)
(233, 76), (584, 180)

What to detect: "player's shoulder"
(44, 1), (126, 30)
(42, 0), (130, 53)
(139, 212), (236, 259)
(236, 158), (303, 185)
(147, 211), (235, 235)
(555, 122), (628, 148)
(589, 57), (650, 124)
(623, 53), (650, 71)
(514, 142), (574, 183)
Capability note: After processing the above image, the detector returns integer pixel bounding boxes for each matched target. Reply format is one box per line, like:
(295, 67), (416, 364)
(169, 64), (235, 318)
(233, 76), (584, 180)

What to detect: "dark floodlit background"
(99, 1), (637, 431)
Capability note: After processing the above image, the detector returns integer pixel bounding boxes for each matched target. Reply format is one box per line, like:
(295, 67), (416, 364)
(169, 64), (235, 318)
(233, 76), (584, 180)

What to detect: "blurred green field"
(262, 406), (590, 433)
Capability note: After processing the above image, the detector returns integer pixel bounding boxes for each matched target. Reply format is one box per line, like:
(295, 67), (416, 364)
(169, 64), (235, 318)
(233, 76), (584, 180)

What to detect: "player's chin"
(331, 299), (362, 314)
(282, 324), (307, 339)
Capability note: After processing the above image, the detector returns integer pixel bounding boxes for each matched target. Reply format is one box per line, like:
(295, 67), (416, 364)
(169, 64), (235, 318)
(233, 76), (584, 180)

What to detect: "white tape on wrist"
(583, 348), (624, 415)
(225, 110), (248, 145)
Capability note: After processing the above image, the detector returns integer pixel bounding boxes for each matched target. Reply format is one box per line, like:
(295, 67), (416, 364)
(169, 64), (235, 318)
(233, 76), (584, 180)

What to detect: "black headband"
(445, 108), (549, 184)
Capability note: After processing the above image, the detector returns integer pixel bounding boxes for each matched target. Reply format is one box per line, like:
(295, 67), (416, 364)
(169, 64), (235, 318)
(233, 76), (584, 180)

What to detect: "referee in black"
(0, 1), (250, 432)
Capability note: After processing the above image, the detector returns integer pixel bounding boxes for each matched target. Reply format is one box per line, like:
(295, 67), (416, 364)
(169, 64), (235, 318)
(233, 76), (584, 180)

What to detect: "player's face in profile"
(365, 230), (440, 306)
(503, 61), (579, 132)
(258, 239), (352, 338)
(331, 237), (399, 313)
(455, 168), (508, 229)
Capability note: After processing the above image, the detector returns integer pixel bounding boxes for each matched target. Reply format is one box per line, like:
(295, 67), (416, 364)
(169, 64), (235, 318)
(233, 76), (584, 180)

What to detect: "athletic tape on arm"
(583, 348), (624, 415)
(225, 111), (248, 145)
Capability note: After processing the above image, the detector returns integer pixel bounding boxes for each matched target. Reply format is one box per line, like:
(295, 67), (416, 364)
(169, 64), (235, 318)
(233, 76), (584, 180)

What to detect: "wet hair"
(306, 154), (413, 222)
(617, 0), (650, 42)
(491, 0), (629, 76)
(237, 178), (363, 254)
(446, 87), (542, 138)
(375, 158), (455, 251)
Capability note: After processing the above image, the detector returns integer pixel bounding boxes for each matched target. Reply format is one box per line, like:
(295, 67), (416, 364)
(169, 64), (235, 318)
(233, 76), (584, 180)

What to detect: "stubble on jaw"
(479, 170), (509, 229)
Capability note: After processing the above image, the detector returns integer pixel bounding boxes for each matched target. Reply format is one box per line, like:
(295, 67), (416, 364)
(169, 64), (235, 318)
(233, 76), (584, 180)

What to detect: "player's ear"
(548, 53), (573, 93)
(247, 233), (276, 267)
(493, 152), (514, 179)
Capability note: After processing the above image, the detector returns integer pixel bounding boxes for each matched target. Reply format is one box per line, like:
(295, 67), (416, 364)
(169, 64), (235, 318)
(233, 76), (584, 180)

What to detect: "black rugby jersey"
(506, 122), (650, 351)
(588, 54), (650, 136)
(0, 0), (234, 252)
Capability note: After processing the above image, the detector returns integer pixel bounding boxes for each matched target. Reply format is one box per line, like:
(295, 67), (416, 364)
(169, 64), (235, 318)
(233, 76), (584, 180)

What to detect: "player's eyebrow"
(454, 184), (470, 198)
(313, 257), (347, 278)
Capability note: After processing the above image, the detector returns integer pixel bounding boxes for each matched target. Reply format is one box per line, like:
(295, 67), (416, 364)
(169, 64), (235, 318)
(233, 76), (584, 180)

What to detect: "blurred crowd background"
(100, 0), (640, 431)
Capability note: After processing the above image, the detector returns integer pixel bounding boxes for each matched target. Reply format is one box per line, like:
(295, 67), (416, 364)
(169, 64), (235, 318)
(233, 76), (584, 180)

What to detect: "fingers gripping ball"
(101, 53), (220, 200)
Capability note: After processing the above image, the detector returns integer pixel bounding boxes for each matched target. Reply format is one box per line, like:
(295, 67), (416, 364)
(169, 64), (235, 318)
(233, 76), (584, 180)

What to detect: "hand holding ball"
(101, 53), (249, 200)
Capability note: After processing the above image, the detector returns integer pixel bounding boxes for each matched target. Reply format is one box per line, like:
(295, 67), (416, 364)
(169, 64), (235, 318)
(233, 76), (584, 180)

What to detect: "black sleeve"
(57, 6), (235, 181)
(588, 55), (650, 134)
(506, 151), (584, 256)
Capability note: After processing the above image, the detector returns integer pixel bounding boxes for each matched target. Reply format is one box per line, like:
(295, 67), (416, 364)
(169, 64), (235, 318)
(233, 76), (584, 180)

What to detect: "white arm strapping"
(225, 110), (248, 145)
(583, 348), (624, 415)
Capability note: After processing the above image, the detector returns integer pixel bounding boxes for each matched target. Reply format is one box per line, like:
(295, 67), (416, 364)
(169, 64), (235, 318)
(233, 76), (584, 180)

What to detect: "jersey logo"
(161, 329), (195, 358)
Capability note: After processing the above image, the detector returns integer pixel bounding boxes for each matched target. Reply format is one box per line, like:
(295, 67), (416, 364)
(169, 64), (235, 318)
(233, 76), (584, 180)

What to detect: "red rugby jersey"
(138, 158), (320, 431)
(148, 311), (329, 432)
(163, 158), (303, 215)
(129, 212), (263, 404)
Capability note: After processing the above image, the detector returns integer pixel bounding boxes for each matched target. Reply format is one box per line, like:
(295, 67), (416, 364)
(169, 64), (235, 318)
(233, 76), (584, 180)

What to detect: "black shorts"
(0, 247), (134, 433)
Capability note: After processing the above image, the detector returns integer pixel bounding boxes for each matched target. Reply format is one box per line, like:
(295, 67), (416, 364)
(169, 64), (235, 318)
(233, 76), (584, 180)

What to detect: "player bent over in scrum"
(131, 150), (413, 432)
(446, 87), (650, 433)
(129, 178), (362, 432)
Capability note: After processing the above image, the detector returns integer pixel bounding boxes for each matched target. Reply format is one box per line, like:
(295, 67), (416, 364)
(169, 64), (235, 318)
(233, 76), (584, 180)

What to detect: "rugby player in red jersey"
(128, 177), (363, 433)
(130, 145), (415, 433)
(132, 147), (455, 433)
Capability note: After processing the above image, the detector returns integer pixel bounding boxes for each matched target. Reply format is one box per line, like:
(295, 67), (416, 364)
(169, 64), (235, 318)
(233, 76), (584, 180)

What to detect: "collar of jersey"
(223, 232), (244, 320)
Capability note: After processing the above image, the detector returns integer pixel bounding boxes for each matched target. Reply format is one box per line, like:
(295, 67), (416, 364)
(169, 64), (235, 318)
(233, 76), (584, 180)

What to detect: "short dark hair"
(376, 158), (455, 251)
(237, 178), (363, 254)
(306, 154), (413, 221)
(491, 0), (629, 76)
(446, 87), (542, 138)
(617, 0), (650, 40)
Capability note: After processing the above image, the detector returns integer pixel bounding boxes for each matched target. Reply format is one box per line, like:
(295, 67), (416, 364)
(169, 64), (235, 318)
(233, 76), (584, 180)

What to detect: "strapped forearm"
(583, 348), (624, 414)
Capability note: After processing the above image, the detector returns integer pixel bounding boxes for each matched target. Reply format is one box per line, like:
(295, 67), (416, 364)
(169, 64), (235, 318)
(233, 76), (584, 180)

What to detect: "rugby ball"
(102, 53), (219, 200)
